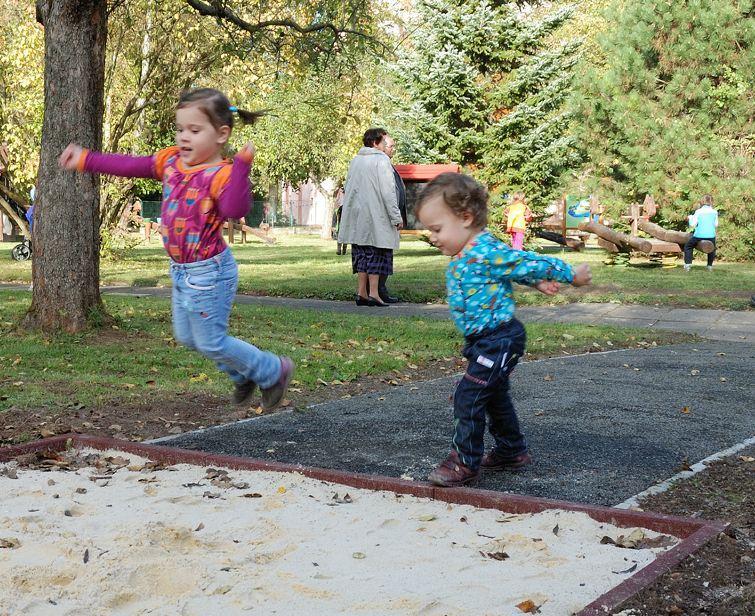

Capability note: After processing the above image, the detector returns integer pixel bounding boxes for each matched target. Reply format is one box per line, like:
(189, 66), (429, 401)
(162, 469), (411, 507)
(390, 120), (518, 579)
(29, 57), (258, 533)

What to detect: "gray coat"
(337, 147), (402, 250)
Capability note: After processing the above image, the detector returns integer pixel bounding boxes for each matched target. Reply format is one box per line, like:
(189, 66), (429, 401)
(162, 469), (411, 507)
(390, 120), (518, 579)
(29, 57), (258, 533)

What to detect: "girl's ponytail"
(230, 107), (269, 126)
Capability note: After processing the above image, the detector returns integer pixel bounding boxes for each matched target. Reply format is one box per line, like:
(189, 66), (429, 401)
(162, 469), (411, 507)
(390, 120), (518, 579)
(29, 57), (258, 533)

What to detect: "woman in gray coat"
(338, 128), (403, 307)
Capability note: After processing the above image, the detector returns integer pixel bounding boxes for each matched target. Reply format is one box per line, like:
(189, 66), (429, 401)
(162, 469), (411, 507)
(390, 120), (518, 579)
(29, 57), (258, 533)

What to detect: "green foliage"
(573, 0), (755, 260)
(99, 226), (142, 262)
(0, 1), (44, 192)
(384, 0), (584, 217)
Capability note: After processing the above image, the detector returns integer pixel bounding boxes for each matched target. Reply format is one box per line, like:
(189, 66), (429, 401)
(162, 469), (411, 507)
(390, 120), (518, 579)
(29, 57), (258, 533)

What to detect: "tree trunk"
(319, 179), (338, 240)
(25, 0), (108, 333)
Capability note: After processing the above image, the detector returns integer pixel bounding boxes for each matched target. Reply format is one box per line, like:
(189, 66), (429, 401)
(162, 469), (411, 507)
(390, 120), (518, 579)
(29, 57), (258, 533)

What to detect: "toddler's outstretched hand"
(534, 280), (560, 296)
(58, 144), (84, 170)
(572, 264), (592, 287)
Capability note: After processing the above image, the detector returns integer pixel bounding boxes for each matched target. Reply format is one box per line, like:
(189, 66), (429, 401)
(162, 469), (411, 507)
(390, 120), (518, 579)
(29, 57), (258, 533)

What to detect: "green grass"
(2, 233), (752, 308)
(0, 290), (693, 413)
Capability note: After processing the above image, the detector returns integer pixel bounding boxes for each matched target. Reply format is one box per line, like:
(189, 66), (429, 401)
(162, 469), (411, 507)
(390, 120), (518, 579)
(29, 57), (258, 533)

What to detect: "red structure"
(394, 163), (460, 181)
(394, 163), (461, 230)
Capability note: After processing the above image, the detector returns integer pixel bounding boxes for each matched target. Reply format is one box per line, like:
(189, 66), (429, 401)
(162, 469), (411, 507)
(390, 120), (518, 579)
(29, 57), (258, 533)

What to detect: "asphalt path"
(161, 341), (754, 506)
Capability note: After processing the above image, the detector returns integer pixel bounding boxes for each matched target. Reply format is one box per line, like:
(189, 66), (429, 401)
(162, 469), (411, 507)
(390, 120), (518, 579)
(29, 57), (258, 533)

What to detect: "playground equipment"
(580, 195), (714, 266)
(0, 183), (33, 261)
(537, 194), (593, 250)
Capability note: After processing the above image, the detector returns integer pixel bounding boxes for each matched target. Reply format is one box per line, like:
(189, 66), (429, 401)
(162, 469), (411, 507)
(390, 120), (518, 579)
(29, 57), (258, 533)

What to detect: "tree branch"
(183, 0), (386, 51)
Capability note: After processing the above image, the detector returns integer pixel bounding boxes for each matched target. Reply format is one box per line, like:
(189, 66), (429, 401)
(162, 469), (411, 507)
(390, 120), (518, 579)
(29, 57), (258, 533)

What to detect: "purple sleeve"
(83, 151), (158, 179)
(217, 155), (252, 219)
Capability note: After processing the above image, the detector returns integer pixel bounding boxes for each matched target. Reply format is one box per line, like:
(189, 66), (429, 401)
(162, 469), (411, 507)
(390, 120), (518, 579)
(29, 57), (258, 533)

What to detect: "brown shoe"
(481, 450), (532, 472)
(428, 451), (479, 487)
(261, 356), (294, 411)
(232, 380), (257, 405)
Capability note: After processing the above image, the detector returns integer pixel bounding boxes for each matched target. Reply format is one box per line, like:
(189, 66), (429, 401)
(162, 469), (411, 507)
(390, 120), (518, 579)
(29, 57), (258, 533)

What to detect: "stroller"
(1, 188), (33, 261)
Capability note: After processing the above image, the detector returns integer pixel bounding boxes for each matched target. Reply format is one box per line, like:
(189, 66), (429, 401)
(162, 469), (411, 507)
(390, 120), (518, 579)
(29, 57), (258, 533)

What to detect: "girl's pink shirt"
(79, 146), (253, 263)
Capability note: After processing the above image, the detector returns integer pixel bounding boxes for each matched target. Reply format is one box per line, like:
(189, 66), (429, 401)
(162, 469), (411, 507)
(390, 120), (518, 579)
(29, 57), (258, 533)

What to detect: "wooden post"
(629, 203), (640, 237)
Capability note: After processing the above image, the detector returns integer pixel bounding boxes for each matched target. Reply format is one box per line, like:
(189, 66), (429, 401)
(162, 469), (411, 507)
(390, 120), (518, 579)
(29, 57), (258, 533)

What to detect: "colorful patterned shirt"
(79, 146), (253, 263)
(447, 230), (575, 337)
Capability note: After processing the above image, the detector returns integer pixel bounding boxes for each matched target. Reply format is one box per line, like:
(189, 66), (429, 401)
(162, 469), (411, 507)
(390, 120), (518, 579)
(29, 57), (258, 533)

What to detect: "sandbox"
(0, 435), (725, 615)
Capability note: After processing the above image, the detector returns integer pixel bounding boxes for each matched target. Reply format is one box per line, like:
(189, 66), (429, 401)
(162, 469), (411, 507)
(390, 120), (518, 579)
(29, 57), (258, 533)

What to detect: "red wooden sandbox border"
(1, 434), (727, 615)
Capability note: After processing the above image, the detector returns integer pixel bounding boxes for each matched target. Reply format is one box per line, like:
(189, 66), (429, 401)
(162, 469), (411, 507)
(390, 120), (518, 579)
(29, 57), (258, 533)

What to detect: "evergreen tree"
(385, 0), (582, 216)
(575, 0), (754, 260)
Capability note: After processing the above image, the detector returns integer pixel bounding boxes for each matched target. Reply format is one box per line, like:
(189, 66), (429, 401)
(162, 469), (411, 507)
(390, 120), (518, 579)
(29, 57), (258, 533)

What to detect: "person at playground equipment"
(58, 87), (293, 411)
(415, 173), (592, 487)
(505, 191), (532, 250)
(26, 185), (35, 232)
(684, 195), (718, 272)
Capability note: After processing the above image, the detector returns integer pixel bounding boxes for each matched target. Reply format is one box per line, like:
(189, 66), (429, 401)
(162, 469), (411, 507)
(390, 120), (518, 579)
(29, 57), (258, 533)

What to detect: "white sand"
(0, 449), (676, 616)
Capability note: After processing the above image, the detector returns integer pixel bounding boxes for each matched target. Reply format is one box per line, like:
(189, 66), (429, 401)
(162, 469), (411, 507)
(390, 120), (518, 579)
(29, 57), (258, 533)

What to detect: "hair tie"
(229, 106), (238, 113)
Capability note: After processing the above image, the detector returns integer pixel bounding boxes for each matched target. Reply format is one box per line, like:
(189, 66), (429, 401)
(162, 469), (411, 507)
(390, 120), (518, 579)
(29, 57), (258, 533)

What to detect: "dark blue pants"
(683, 236), (716, 266)
(452, 319), (528, 470)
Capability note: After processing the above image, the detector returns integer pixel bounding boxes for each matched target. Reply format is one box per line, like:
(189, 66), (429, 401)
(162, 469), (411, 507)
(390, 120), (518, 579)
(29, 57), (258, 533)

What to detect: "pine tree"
(386, 0), (582, 215)
(575, 0), (754, 260)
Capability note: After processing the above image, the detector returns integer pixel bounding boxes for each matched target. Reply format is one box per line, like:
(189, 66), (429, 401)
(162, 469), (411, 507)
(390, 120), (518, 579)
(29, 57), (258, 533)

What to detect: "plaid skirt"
(351, 244), (393, 276)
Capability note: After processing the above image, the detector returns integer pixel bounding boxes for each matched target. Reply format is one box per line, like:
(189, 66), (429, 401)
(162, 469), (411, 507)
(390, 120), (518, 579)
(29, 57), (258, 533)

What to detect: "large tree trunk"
(25, 0), (108, 333)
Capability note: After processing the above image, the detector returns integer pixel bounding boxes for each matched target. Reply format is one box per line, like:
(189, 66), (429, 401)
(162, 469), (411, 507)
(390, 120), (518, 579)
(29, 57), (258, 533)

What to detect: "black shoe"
(379, 293), (400, 304)
(367, 297), (389, 307)
(356, 296), (371, 306)
(232, 380), (257, 405)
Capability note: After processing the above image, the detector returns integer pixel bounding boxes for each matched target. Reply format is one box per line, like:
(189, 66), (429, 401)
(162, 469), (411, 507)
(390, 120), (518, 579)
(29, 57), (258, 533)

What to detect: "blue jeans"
(170, 248), (281, 389)
(452, 319), (528, 470)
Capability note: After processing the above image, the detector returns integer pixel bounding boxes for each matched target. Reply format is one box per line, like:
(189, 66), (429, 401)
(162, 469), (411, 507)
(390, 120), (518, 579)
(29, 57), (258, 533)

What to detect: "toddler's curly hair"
(416, 172), (488, 227)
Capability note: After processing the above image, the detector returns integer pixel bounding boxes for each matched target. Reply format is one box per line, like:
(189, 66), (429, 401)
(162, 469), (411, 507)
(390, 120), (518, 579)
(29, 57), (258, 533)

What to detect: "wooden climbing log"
(597, 237), (622, 253)
(579, 220), (653, 253)
(535, 229), (585, 250)
(637, 220), (715, 253)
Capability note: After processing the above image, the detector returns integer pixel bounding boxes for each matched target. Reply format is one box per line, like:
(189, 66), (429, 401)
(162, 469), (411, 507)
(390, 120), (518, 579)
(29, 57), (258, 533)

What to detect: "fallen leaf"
(681, 406), (691, 414)
(242, 493), (263, 498)
(352, 552), (366, 559)
(39, 429), (56, 438)
(0, 467), (18, 480)
(516, 599), (539, 613)
(0, 538), (20, 549)
(543, 375), (554, 381)
(194, 522), (205, 532)
(552, 524), (559, 536)
(277, 486), (286, 494)
(481, 550), (510, 561)
(418, 514), (436, 522)
(83, 548), (89, 563)
(690, 369), (700, 376)
(738, 456), (754, 463)
(612, 562), (638, 574)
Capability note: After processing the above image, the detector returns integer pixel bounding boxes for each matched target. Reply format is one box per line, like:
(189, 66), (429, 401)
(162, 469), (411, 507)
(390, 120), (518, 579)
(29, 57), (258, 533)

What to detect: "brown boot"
(428, 451), (479, 487)
(481, 450), (532, 472)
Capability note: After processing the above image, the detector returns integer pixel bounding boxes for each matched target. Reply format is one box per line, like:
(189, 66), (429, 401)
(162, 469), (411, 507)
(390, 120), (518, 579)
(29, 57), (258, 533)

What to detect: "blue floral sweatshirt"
(447, 230), (574, 337)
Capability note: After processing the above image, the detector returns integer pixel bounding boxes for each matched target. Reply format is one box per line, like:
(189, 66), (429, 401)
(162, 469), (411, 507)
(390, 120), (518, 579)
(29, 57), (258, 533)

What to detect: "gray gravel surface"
(161, 341), (754, 506)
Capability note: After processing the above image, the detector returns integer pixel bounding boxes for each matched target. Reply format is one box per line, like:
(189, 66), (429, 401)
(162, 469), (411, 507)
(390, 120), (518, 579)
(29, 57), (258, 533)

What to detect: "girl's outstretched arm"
(59, 143), (158, 179)
(215, 143), (255, 219)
